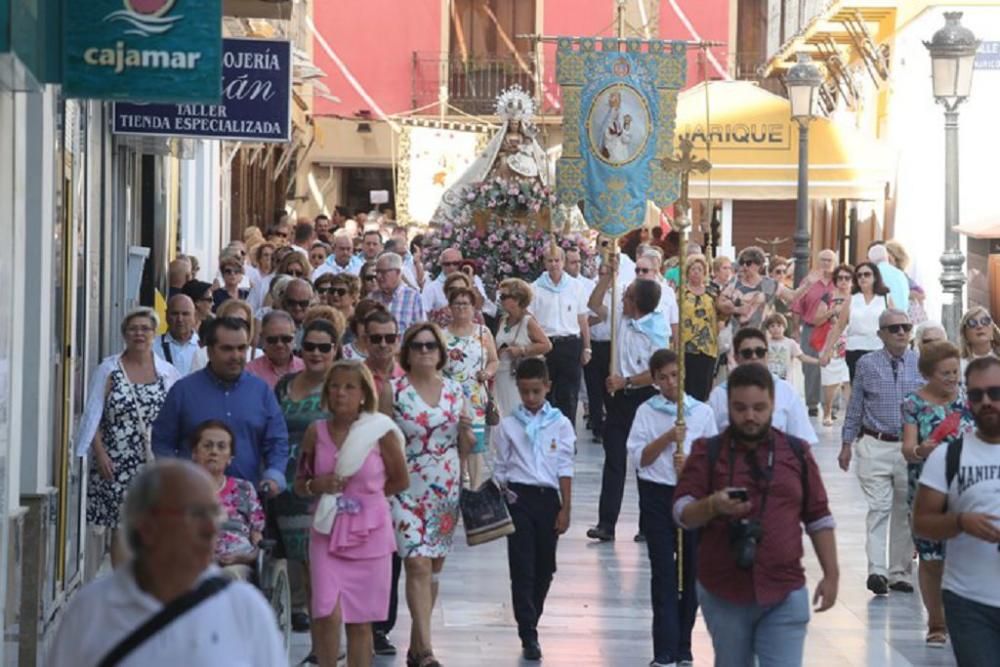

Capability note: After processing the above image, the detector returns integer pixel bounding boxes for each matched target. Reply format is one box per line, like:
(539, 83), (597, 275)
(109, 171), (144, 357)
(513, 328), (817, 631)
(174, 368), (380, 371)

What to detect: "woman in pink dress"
(295, 361), (409, 667)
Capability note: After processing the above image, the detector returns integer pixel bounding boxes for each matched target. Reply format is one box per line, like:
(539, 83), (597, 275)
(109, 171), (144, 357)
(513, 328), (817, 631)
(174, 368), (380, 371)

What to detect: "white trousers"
(855, 435), (913, 580)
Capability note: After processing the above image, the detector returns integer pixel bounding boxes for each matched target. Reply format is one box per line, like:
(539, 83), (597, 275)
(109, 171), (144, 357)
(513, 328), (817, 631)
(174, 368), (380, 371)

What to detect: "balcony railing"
(412, 52), (559, 116)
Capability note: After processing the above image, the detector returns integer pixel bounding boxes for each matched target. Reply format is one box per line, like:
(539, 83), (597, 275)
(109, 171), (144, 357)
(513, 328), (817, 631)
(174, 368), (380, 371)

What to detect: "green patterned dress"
(273, 372), (328, 562)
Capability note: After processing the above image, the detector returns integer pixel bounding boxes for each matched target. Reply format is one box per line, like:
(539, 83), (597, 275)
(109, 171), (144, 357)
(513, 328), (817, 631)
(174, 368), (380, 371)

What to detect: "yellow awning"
(675, 80), (887, 201)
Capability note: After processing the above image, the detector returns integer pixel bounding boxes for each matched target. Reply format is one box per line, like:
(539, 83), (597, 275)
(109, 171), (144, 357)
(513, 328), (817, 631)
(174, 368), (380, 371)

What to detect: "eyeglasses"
(441, 261), (461, 268)
(273, 232), (288, 238)
(408, 340), (438, 352)
(222, 268), (243, 276)
(368, 333), (398, 345)
(738, 346), (768, 360)
(288, 270), (304, 278)
(126, 325), (155, 335)
(969, 386), (1000, 403)
(739, 259), (757, 267)
(151, 503), (227, 527)
(965, 316), (993, 329)
(285, 299), (311, 309)
(836, 274), (852, 282)
(302, 342), (334, 353)
(363, 274), (377, 282)
(265, 334), (294, 345)
(315, 286), (332, 295)
(451, 301), (473, 308)
(881, 323), (913, 334)
(499, 293), (515, 301)
(856, 271), (873, 278)
(196, 440), (232, 452)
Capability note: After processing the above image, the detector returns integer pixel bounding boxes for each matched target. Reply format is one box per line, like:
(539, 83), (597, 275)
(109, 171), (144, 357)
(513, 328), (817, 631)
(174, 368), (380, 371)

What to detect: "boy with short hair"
(492, 357), (575, 661)
(765, 313), (818, 380)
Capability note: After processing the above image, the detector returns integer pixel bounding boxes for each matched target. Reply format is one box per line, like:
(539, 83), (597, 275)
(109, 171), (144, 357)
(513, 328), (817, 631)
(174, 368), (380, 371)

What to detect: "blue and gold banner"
(556, 38), (686, 237)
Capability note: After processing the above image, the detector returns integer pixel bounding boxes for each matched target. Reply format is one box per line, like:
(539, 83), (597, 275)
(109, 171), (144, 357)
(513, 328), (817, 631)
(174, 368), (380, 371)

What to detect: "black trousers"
(505, 483), (562, 644)
(683, 351), (716, 402)
(598, 386), (656, 532)
(373, 552), (402, 635)
(638, 479), (698, 664)
(545, 336), (583, 426)
(584, 340), (612, 434)
(846, 348), (871, 382)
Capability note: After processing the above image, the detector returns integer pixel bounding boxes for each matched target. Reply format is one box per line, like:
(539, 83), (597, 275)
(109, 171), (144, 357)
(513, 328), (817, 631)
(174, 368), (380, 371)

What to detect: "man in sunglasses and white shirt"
(840, 308), (922, 596)
(707, 326), (817, 445)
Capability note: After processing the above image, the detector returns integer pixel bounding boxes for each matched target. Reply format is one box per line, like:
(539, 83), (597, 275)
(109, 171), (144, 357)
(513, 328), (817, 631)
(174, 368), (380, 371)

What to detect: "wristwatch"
(624, 377), (634, 390)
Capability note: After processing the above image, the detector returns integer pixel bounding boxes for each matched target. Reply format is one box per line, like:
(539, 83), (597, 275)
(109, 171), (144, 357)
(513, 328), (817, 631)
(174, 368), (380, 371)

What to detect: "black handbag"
(460, 478), (515, 546)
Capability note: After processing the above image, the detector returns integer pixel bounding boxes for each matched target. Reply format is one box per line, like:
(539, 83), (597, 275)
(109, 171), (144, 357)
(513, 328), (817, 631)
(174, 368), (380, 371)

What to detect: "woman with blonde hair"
(295, 360), (408, 667)
(959, 306), (1000, 374)
(678, 253), (718, 401)
(494, 277), (551, 416)
(248, 241), (277, 311)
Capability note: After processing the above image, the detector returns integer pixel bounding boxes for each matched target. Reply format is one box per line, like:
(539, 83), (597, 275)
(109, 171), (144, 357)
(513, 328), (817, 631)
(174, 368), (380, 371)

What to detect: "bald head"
(168, 258), (192, 287)
(166, 294), (196, 342)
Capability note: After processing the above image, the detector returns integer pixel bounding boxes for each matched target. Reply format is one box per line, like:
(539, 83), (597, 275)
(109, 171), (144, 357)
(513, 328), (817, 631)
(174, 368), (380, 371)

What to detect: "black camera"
(729, 518), (764, 570)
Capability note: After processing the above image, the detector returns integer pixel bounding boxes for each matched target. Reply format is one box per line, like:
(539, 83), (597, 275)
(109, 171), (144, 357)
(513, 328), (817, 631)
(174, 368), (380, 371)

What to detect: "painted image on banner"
(587, 84), (650, 166)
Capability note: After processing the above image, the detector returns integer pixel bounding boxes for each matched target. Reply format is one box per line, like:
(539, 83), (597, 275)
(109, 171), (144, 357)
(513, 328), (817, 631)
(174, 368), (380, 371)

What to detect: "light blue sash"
(630, 311), (668, 349)
(512, 402), (564, 468)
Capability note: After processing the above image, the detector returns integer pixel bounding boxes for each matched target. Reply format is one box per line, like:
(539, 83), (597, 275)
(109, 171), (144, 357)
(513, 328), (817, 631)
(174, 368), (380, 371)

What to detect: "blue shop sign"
(112, 38), (291, 142)
(63, 0), (222, 102)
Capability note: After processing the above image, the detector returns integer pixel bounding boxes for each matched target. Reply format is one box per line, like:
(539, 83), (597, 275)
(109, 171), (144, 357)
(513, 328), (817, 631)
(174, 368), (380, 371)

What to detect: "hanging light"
(786, 52), (823, 123)
(924, 12), (979, 103)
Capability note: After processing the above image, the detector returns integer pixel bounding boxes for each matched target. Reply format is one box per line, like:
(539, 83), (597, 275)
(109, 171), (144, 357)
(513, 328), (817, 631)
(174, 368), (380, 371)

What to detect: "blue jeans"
(698, 583), (810, 667)
(638, 479), (698, 664)
(943, 589), (1000, 666)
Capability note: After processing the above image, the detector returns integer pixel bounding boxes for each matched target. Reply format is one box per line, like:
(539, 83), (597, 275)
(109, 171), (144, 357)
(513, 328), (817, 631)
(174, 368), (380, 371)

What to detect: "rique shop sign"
(112, 38), (292, 142)
(63, 0), (223, 102)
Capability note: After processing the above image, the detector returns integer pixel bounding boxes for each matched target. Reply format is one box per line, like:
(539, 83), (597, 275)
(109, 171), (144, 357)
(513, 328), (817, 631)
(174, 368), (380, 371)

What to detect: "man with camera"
(673, 363), (839, 666)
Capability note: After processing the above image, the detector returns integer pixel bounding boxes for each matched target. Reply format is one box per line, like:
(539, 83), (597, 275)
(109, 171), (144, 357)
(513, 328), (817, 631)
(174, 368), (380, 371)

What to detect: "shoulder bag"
(117, 358), (157, 464)
(481, 326), (500, 427)
(96, 576), (230, 667)
(460, 468), (515, 546)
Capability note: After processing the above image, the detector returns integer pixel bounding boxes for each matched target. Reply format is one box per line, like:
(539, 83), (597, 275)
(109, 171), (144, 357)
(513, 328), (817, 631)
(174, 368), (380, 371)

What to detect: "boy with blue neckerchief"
(627, 348), (718, 667)
(492, 357), (575, 662)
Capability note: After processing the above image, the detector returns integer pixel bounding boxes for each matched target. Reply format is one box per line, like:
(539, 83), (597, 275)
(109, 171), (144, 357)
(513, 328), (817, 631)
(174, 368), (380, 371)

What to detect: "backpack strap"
(97, 576), (230, 667)
(709, 432), (810, 517)
(705, 433), (726, 495)
(160, 334), (173, 364)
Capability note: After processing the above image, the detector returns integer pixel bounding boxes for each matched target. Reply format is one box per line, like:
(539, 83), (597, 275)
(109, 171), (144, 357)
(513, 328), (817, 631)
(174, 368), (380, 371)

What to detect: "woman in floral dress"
(391, 322), (474, 667)
(678, 254), (718, 401)
(901, 341), (973, 647)
(444, 287), (498, 488)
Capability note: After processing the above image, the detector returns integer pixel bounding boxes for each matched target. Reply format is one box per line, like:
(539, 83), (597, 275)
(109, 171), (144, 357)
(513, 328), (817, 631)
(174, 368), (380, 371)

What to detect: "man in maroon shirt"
(673, 363), (839, 665)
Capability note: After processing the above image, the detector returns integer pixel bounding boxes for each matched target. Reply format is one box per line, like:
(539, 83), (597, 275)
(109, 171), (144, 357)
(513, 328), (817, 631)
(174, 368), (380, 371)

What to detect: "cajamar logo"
(105, 0), (183, 37)
(83, 0), (204, 74)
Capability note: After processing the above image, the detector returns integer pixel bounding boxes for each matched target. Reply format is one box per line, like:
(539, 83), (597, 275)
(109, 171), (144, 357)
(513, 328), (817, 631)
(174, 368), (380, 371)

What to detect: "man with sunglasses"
(246, 310), (304, 390)
(707, 327), (818, 445)
(421, 247), (494, 318)
(313, 230), (365, 280)
(914, 356), (1000, 665)
(280, 279), (315, 347)
(841, 308), (921, 596)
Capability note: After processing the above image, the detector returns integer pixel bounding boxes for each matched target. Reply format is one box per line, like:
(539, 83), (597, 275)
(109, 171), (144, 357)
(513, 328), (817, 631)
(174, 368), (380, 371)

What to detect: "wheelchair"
(255, 536), (292, 658)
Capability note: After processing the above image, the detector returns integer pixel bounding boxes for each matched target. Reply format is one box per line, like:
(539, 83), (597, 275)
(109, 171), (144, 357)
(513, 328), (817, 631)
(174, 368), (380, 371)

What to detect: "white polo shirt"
(707, 373), (818, 444)
(47, 564), (286, 667)
(617, 315), (661, 378)
(531, 273), (589, 338)
(627, 398), (718, 485)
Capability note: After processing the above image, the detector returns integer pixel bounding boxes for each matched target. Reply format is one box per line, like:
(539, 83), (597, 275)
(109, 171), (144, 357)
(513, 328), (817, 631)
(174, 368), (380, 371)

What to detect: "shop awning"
(675, 80), (888, 201)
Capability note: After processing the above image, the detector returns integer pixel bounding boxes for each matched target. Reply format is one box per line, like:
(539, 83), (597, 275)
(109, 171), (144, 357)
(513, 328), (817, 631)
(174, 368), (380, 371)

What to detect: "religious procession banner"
(556, 38), (687, 237)
(397, 123), (489, 225)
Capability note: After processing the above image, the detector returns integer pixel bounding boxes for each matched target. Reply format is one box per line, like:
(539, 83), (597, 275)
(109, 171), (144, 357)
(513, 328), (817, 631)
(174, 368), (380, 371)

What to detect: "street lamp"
(925, 12), (979, 342)
(786, 52), (822, 286)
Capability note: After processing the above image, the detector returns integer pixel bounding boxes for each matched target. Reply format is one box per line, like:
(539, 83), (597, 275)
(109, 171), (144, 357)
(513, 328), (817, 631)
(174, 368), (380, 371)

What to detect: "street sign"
(63, 0), (222, 102)
(112, 38), (292, 142)
(975, 41), (1000, 70)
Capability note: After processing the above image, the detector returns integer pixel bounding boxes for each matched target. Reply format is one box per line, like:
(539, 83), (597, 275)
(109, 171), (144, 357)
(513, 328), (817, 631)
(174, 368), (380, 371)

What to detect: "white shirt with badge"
(493, 412), (576, 490)
(707, 374), (818, 445)
(919, 431), (1000, 608)
(656, 278), (680, 328)
(531, 274), (589, 338)
(627, 398), (718, 486)
(47, 564), (286, 667)
(616, 315), (661, 378)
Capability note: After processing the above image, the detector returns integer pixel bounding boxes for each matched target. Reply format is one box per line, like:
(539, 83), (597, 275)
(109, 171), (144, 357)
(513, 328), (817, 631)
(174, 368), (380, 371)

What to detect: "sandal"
(926, 629), (948, 648)
(418, 656), (442, 667)
(822, 416), (833, 427)
(406, 651), (420, 667)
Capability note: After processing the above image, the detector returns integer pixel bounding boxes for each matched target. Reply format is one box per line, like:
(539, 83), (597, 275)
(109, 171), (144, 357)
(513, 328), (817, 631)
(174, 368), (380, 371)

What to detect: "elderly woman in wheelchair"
(190, 420), (264, 580)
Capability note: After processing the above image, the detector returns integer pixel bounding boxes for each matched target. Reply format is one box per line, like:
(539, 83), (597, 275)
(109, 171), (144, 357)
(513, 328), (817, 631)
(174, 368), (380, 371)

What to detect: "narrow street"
(293, 417), (957, 666)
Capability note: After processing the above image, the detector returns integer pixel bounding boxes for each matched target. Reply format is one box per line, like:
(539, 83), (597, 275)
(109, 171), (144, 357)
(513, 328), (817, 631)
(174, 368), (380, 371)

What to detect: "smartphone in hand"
(727, 488), (749, 502)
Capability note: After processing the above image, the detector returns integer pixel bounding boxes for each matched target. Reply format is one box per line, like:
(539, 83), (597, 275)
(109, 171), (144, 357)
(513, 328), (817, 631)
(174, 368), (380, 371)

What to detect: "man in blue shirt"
(152, 317), (289, 496)
(869, 243), (910, 313)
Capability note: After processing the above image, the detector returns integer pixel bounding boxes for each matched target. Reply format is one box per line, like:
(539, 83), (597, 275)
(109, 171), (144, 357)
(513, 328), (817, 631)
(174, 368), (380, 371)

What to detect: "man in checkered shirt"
(840, 308), (922, 596)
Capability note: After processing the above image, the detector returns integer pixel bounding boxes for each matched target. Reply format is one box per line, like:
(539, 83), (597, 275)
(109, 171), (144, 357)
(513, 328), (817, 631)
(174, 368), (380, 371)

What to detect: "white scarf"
(313, 412), (404, 534)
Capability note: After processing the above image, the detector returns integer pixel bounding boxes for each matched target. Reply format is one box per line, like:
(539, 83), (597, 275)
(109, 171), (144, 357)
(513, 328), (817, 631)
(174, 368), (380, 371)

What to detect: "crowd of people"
(51, 207), (1000, 667)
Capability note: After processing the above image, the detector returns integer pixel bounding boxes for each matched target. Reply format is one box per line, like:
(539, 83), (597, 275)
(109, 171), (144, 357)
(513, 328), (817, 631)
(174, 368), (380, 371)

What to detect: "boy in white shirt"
(493, 357), (575, 662)
(627, 349), (718, 667)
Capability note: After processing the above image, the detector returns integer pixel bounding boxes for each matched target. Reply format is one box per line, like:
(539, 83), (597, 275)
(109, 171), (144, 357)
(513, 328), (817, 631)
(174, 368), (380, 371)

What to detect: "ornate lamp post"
(786, 52), (823, 287)
(925, 12), (978, 342)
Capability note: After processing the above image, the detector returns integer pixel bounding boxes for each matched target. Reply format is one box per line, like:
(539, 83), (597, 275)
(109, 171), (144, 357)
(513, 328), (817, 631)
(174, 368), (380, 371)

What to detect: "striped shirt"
(842, 348), (922, 443)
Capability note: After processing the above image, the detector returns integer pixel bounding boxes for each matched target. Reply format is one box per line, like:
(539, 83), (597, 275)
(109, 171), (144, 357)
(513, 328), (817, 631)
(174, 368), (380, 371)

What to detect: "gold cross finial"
(661, 137), (712, 224)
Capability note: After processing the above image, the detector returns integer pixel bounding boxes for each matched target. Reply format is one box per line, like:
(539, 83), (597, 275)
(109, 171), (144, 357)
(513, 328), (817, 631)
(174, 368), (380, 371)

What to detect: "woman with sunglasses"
(212, 256), (251, 312)
(901, 341), (973, 647)
(959, 306), (1000, 375)
(443, 286), (499, 488)
(274, 319), (341, 661)
(391, 322), (474, 667)
(182, 279), (216, 337)
(819, 261), (894, 381)
(360, 260), (378, 299)
(495, 278), (552, 417)
(317, 273), (360, 321)
(342, 300), (388, 361)
(277, 252), (310, 281)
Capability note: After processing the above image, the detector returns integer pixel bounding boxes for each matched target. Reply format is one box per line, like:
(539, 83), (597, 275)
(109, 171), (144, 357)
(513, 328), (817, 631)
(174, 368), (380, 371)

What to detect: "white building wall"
(886, 5), (1000, 320)
(180, 141), (224, 278)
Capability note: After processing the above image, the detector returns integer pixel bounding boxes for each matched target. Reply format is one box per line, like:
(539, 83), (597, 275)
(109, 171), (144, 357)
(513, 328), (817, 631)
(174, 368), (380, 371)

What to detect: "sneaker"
(866, 574), (889, 596)
(373, 630), (397, 656)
